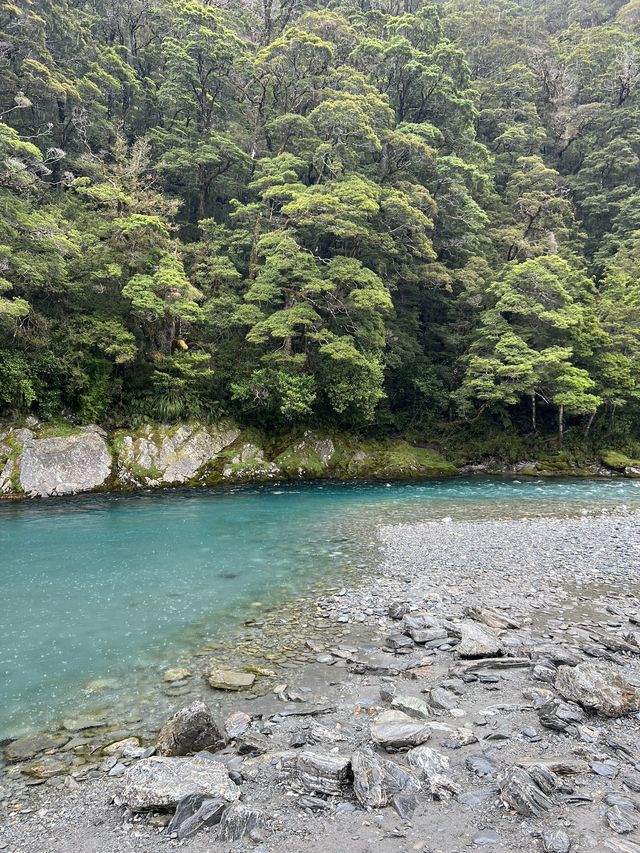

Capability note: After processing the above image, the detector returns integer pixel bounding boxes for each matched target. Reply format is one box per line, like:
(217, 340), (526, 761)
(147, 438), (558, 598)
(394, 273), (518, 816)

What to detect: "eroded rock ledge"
(0, 421), (457, 498)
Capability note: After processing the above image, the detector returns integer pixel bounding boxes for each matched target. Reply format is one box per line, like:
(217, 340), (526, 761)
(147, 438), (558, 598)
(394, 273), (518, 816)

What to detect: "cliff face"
(0, 422), (457, 498)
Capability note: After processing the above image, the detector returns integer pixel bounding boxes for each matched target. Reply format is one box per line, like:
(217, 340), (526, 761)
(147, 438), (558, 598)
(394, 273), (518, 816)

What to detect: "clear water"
(1, 476), (640, 740)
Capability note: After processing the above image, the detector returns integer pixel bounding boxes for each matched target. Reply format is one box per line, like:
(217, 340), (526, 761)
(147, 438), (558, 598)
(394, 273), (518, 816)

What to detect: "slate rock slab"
(458, 621), (503, 658)
(119, 756), (239, 811)
(555, 662), (640, 717)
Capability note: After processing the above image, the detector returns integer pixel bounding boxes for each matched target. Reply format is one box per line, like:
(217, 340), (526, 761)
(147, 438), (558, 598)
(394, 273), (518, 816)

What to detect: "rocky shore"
(2, 512), (640, 853)
(2, 418), (637, 499)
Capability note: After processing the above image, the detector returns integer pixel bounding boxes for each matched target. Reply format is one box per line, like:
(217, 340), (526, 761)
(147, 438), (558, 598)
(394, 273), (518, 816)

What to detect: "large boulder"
(554, 662), (640, 718)
(155, 702), (224, 757)
(119, 756), (239, 811)
(19, 429), (112, 496)
(117, 422), (240, 486)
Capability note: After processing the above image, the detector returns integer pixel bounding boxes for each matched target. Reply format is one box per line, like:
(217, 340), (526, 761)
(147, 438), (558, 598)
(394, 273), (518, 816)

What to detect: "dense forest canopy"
(0, 0), (639, 442)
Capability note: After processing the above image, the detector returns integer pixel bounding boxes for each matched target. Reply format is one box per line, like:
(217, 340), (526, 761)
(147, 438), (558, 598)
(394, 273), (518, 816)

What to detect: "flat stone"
(473, 828), (499, 846)
(370, 710), (431, 749)
(4, 733), (70, 763)
(103, 737), (141, 757)
(207, 668), (255, 691)
(119, 756), (239, 811)
(21, 755), (72, 780)
(458, 622), (502, 658)
(391, 694), (431, 720)
(163, 667), (192, 683)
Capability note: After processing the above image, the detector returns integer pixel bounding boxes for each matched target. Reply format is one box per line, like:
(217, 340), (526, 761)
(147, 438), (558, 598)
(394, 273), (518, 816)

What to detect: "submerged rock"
(554, 662), (640, 717)
(4, 733), (70, 763)
(207, 668), (255, 691)
(155, 701), (224, 757)
(119, 756), (238, 811)
(370, 710), (432, 749)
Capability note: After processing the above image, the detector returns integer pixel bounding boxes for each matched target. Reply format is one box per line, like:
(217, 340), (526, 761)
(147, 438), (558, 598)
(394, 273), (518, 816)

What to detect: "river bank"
(2, 418), (640, 500)
(2, 511), (640, 852)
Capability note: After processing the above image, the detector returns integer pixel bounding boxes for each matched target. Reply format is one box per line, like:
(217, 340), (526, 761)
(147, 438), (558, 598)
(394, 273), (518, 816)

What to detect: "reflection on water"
(1, 476), (639, 738)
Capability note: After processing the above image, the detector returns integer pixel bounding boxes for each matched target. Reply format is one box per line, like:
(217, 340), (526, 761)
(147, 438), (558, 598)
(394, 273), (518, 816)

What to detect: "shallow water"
(1, 476), (640, 739)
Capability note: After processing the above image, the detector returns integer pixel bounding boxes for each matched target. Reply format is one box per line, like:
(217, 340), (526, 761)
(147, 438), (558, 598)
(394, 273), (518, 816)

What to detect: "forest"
(0, 0), (639, 445)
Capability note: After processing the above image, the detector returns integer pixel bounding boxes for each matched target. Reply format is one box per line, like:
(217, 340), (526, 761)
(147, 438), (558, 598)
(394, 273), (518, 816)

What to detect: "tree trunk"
(584, 409), (596, 437)
(558, 404), (564, 443)
(531, 392), (537, 432)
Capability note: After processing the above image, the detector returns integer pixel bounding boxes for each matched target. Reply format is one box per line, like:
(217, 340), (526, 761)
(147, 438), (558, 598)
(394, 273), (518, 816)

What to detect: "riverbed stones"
(225, 711), (252, 739)
(554, 662), (640, 717)
(103, 737), (141, 758)
(155, 702), (224, 756)
(457, 621), (503, 658)
(167, 793), (226, 840)
(21, 755), (72, 780)
(407, 746), (459, 801)
(163, 667), (192, 683)
(465, 605), (521, 630)
(218, 802), (269, 842)
(207, 668), (255, 691)
(538, 698), (586, 732)
(351, 747), (421, 810)
(18, 430), (112, 497)
(370, 710), (432, 749)
(498, 766), (553, 817)
(296, 750), (352, 795)
(4, 732), (70, 763)
(391, 694), (432, 720)
(119, 756), (239, 811)
(542, 829), (572, 853)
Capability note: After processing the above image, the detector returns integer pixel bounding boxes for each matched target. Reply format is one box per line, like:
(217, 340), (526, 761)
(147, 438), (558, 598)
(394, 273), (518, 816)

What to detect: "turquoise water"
(2, 476), (640, 740)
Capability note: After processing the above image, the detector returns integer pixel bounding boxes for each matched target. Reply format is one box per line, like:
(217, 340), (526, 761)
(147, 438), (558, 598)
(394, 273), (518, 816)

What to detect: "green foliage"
(0, 0), (637, 445)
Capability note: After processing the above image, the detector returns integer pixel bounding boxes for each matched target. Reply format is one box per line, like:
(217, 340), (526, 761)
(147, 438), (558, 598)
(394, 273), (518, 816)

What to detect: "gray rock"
(351, 747), (420, 810)
(464, 605), (520, 630)
(409, 627), (449, 644)
(555, 662), (640, 717)
(156, 702), (224, 757)
(370, 710), (431, 749)
(118, 423), (240, 486)
(391, 694), (431, 720)
(119, 756), (239, 811)
(21, 755), (72, 780)
(607, 805), (639, 834)
(473, 828), (499, 846)
(225, 711), (252, 740)
(458, 622), (503, 658)
(428, 687), (459, 711)
(538, 698), (586, 732)
(498, 766), (553, 817)
(542, 829), (571, 853)
(4, 733), (70, 763)
(296, 750), (351, 795)
(384, 634), (415, 653)
(167, 793), (226, 840)
(407, 746), (459, 801)
(19, 431), (112, 496)
(218, 802), (268, 842)
(466, 753), (499, 778)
